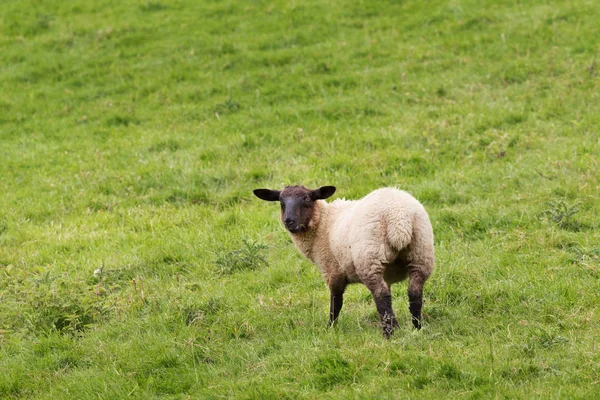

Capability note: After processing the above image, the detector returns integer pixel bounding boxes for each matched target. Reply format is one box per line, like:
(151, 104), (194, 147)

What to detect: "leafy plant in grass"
(541, 199), (581, 230)
(214, 239), (268, 275)
(184, 297), (226, 326)
(567, 246), (600, 267)
(26, 287), (106, 335)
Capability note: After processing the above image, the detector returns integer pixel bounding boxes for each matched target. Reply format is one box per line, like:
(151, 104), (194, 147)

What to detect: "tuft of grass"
(311, 352), (356, 390)
(139, 2), (168, 13)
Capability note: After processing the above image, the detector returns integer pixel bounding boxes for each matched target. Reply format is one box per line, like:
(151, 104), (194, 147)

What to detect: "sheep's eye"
(280, 202), (285, 210)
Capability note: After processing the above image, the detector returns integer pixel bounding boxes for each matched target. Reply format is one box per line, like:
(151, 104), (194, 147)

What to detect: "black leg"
(386, 283), (400, 329)
(408, 269), (425, 330)
(372, 290), (397, 338)
(328, 280), (346, 326)
(329, 292), (343, 326)
(362, 278), (398, 338)
(358, 262), (399, 338)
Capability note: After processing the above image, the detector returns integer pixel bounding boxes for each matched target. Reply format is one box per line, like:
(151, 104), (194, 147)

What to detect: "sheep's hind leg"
(386, 283), (400, 329)
(328, 279), (347, 326)
(408, 268), (426, 330)
(364, 277), (398, 338)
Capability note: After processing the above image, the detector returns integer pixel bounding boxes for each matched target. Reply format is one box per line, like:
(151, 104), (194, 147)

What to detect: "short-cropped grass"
(1, 0), (599, 398)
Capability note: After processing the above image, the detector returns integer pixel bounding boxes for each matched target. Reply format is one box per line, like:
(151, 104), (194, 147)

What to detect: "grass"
(1, 0), (599, 398)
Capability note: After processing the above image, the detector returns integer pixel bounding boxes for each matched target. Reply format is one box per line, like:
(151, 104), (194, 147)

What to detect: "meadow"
(1, 0), (599, 398)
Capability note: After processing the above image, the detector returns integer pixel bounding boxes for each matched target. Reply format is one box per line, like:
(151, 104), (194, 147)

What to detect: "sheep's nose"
(284, 218), (294, 226)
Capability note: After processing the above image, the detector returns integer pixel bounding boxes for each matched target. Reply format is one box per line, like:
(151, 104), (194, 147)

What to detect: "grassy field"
(1, 0), (599, 398)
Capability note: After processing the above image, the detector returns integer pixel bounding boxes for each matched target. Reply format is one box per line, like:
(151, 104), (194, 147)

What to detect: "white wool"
(290, 187), (434, 287)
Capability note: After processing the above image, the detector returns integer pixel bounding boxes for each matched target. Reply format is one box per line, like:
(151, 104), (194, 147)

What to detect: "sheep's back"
(331, 188), (432, 270)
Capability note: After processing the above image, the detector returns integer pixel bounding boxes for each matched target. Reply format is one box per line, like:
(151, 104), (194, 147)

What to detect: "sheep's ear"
(311, 186), (336, 200)
(253, 189), (281, 202)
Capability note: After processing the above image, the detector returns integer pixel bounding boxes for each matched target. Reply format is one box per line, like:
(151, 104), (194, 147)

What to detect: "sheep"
(253, 185), (435, 338)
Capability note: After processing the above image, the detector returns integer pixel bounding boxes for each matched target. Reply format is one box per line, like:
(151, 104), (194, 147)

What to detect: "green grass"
(1, 0), (599, 398)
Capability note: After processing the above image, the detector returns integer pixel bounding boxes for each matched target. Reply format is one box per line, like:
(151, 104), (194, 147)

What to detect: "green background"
(1, 0), (599, 398)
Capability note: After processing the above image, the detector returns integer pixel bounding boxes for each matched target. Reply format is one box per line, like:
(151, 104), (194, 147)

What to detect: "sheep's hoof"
(381, 322), (395, 338)
(411, 317), (422, 330)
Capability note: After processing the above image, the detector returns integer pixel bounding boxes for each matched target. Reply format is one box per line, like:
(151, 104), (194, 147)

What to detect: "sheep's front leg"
(328, 279), (347, 326)
(408, 268), (426, 330)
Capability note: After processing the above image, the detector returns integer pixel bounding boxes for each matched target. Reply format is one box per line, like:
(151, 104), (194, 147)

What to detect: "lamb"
(253, 185), (435, 338)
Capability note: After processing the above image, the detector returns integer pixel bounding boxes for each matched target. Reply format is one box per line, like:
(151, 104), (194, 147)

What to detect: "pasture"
(1, 0), (599, 398)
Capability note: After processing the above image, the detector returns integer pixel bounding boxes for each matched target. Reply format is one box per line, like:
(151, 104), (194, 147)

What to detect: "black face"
(253, 185), (337, 234)
(279, 187), (315, 233)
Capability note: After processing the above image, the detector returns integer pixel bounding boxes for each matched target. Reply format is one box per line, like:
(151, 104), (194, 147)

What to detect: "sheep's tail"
(385, 211), (414, 252)
(392, 212), (435, 277)
(386, 209), (435, 267)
